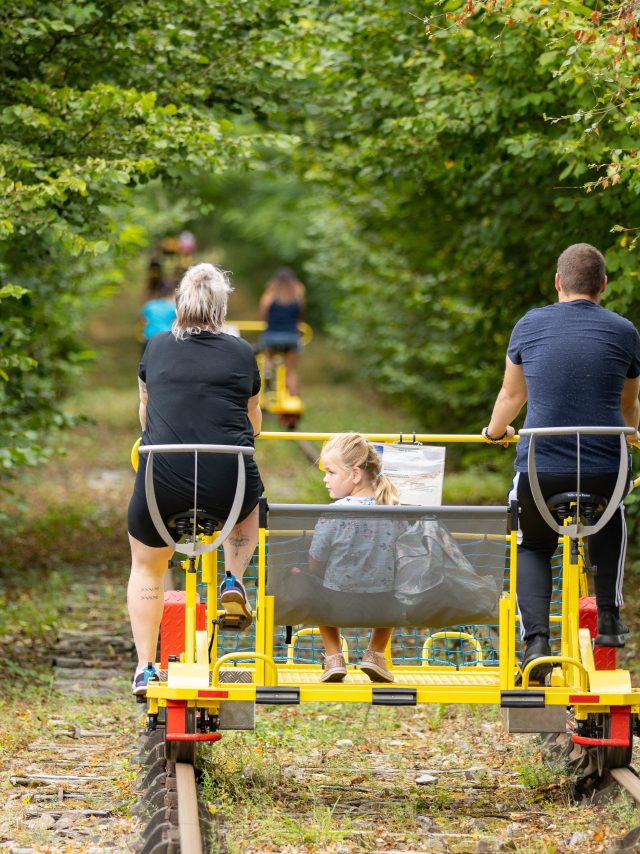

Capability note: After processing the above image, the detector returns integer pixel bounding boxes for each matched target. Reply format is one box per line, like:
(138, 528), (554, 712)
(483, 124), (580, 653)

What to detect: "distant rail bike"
(133, 427), (640, 848)
(225, 319), (312, 429)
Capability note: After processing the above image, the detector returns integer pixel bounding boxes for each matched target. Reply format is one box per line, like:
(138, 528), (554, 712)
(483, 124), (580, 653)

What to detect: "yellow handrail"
(520, 655), (588, 692)
(259, 432), (517, 443)
(422, 631), (485, 666)
(286, 627), (350, 664)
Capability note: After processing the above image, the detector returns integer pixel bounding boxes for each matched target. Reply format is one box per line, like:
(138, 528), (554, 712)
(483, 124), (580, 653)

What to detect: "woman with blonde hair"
(310, 433), (400, 683)
(127, 263), (263, 695)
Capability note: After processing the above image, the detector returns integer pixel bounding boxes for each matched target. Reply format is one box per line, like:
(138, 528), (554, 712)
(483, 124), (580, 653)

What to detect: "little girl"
(309, 433), (400, 683)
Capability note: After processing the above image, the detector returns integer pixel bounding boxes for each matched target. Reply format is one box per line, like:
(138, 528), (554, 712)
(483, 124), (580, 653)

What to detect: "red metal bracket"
(165, 699), (223, 742)
(571, 705), (631, 748)
(166, 733), (223, 742)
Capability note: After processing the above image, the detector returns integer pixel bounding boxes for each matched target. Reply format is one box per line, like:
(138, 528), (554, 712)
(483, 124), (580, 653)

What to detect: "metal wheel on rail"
(595, 712), (633, 776)
(167, 707), (196, 765)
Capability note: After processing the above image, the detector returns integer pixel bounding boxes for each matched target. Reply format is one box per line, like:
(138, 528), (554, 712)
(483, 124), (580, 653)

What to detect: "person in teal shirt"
(139, 282), (176, 352)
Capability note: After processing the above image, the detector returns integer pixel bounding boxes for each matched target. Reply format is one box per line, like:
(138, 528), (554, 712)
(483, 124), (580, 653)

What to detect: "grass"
(515, 756), (576, 792)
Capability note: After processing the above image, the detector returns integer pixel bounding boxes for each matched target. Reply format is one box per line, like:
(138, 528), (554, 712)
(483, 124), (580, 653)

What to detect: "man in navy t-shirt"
(482, 243), (640, 682)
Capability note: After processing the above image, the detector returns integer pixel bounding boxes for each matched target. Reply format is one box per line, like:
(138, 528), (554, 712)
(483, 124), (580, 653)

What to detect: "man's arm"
(484, 358), (528, 447)
(138, 377), (148, 431)
(621, 376), (640, 443)
(248, 393), (262, 437)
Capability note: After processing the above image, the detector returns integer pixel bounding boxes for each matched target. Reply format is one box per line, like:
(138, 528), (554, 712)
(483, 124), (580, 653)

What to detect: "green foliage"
(0, 0), (298, 474)
(169, 1), (640, 440)
(273, 0), (640, 430)
(5, 0), (640, 472)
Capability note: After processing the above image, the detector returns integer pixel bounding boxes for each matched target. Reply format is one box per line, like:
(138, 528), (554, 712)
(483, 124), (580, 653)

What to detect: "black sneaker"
(595, 608), (630, 647)
(517, 634), (552, 685)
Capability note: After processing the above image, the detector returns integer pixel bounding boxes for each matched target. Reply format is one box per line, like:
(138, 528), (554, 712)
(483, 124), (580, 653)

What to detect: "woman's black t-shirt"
(129, 331), (263, 543)
(140, 331), (260, 448)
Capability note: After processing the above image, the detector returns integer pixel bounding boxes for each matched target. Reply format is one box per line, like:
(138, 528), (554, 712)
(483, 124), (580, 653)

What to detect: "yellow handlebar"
(131, 437), (141, 472)
(225, 320), (313, 346)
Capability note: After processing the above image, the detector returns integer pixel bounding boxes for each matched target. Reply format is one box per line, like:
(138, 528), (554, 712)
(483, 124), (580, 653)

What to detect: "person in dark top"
(483, 243), (640, 681)
(258, 267), (306, 396)
(127, 262), (263, 695)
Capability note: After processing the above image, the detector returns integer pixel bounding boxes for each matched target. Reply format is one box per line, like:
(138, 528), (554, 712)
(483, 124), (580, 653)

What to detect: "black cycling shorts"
(127, 455), (263, 548)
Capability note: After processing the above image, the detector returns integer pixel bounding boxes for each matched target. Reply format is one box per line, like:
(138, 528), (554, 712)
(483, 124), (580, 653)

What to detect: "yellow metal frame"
(142, 432), (640, 725)
(225, 319), (313, 347)
(256, 352), (304, 420)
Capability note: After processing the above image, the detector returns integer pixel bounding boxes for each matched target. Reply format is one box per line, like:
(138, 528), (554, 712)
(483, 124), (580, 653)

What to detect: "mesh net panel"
(193, 504), (565, 669)
(196, 544), (567, 667)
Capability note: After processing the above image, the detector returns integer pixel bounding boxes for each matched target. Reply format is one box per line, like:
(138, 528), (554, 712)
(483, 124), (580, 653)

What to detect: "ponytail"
(374, 473), (400, 506)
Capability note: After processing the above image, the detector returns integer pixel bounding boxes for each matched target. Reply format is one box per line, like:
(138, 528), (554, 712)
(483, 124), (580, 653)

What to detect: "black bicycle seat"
(545, 491), (608, 523)
(166, 509), (221, 538)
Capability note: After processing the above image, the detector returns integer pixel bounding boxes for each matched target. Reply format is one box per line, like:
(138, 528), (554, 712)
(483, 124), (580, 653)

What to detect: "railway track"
(175, 762), (203, 853)
(134, 725), (640, 854)
(137, 717), (217, 854)
(296, 436), (321, 464)
(610, 766), (640, 804)
(5, 582), (139, 850)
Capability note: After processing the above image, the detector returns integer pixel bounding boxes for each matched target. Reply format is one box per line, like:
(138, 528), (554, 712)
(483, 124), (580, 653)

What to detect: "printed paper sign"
(373, 443), (446, 506)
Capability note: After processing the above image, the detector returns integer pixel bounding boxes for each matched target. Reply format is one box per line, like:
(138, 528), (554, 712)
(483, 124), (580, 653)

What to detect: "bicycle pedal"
(217, 614), (251, 632)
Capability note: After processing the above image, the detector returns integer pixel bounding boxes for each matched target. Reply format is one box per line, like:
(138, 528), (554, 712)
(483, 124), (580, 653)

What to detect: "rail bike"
(224, 320), (312, 429)
(133, 427), (640, 846)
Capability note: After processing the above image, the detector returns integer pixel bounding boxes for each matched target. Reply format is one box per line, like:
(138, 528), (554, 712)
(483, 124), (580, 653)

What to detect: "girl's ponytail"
(374, 473), (400, 506)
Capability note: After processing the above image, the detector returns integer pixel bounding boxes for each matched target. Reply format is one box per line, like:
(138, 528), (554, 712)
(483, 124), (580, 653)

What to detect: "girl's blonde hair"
(173, 263), (233, 340)
(321, 432), (400, 506)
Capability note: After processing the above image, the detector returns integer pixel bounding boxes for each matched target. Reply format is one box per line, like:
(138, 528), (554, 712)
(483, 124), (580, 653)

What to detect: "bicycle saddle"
(166, 509), (221, 538)
(545, 491), (608, 523)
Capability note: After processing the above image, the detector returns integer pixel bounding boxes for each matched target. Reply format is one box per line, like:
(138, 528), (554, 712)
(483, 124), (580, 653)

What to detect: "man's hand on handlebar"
(482, 425), (516, 448)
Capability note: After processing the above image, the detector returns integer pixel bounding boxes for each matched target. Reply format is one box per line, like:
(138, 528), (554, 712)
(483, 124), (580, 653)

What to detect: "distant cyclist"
(259, 267), (306, 396)
(483, 243), (640, 681)
(138, 281), (176, 354)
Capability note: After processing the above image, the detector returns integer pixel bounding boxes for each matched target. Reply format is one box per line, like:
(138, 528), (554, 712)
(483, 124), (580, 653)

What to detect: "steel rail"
(176, 762), (203, 854)
(297, 438), (320, 464)
(610, 766), (640, 805)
